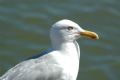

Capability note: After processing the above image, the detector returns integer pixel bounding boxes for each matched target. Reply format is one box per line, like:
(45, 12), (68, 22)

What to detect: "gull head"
(50, 19), (99, 42)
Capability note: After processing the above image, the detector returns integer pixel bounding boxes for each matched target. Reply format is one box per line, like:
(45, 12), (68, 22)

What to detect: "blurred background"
(0, 0), (120, 80)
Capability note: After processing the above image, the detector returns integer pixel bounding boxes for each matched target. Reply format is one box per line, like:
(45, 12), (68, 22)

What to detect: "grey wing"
(0, 55), (67, 80)
(0, 59), (39, 80)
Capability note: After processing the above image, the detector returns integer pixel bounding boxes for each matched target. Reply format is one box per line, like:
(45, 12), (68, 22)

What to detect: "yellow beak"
(80, 30), (99, 40)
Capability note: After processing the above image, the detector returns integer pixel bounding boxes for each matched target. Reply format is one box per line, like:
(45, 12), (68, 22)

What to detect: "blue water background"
(0, 0), (120, 80)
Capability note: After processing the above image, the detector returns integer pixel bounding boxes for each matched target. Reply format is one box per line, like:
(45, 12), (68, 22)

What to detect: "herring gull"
(0, 19), (99, 80)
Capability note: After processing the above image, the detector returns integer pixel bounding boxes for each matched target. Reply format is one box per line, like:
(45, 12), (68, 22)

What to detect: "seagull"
(0, 19), (99, 80)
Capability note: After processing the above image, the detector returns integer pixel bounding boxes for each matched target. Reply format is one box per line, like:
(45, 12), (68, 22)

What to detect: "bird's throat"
(52, 41), (79, 58)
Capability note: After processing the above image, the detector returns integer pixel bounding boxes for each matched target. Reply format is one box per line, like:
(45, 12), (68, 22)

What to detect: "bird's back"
(0, 51), (71, 80)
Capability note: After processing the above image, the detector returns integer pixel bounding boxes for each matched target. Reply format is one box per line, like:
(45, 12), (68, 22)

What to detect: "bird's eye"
(67, 26), (73, 30)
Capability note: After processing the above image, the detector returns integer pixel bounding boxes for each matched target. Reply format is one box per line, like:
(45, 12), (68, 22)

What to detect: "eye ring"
(67, 26), (73, 30)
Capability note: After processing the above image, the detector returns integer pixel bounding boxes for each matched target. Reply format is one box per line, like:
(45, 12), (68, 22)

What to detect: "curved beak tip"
(80, 30), (99, 40)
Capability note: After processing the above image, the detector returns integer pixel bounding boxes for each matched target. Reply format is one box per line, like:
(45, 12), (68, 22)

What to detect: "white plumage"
(0, 19), (98, 80)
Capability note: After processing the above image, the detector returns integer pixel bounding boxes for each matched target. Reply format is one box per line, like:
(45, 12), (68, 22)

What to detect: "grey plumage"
(0, 52), (70, 80)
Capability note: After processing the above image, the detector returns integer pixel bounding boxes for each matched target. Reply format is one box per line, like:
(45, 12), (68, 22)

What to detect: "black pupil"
(68, 27), (73, 30)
